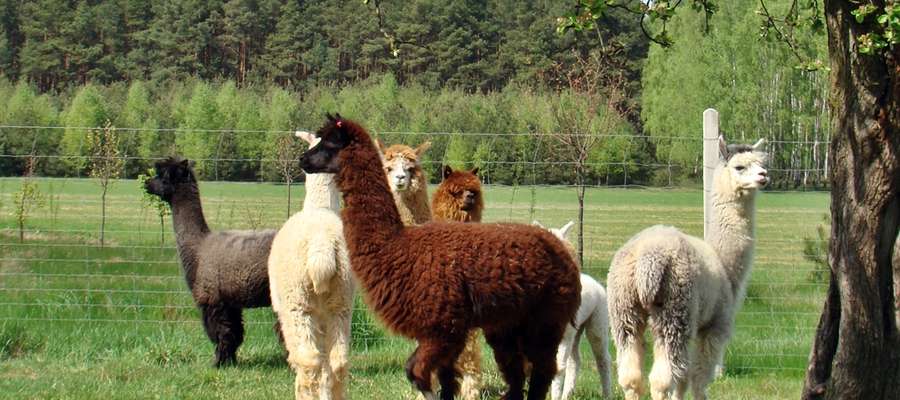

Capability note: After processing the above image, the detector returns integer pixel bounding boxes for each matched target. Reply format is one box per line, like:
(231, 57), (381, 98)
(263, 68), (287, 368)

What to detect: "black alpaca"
(145, 157), (280, 366)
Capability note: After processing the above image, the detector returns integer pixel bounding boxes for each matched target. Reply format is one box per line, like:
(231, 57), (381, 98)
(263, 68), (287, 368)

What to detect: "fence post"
(703, 108), (719, 241)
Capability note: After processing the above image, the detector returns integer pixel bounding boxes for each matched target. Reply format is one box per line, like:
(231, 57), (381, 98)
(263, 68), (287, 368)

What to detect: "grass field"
(0, 177), (829, 399)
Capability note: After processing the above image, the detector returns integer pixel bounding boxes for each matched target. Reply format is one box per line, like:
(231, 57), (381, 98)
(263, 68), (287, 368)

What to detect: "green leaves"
(556, 0), (607, 35)
(852, 3), (898, 54)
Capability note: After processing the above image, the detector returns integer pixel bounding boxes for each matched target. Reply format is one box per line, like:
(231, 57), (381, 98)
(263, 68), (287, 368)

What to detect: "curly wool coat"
(430, 165), (486, 400)
(300, 116), (581, 400)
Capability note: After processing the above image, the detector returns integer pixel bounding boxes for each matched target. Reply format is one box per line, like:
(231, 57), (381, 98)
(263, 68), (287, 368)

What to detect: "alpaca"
(606, 137), (768, 400)
(299, 114), (581, 400)
(430, 165), (486, 400)
(533, 221), (612, 400)
(376, 139), (432, 226)
(268, 131), (353, 400)
(432, 166), (483, 223)
(144, 157), (279, 367)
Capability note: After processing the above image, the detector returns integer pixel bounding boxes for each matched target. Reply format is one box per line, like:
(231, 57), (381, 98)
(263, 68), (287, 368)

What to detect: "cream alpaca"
(268, 131), (353, 400)
(607, 137), (768, 400)
(534, 221), (612, 400)
(376, 140), (432, 226)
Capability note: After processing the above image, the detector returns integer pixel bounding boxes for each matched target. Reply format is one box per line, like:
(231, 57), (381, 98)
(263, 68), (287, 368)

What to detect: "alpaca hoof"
(214, 355), (237, 368)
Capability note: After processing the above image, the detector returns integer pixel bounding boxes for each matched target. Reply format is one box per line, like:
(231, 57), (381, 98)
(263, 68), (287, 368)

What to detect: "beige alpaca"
(607, 137), (768, 400)
(376, 140), (432, 226)
(268, 131), (353, 400)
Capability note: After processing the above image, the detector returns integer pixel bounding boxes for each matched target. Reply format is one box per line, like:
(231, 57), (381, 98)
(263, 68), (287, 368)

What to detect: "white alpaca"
(607, 137), (768, 400)
(534, 220), (613, 400)
(268, 131), (353, 400)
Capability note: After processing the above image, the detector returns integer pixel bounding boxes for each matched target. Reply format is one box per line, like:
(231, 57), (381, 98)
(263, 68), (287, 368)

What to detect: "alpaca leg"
(484, 331), (526, 400)
(689, 329), (729, 400)
(406, 339), (465, 400)
(585, 313), (613, 399)
(648, 340), (677, 400)
(614, 333), (645, 400)
(201, 305), (244, 367)
(328, 310), (352, 400)
(523, 323), (566, 400)
(457, 330), (483, 400)
(287, 311), (327, 400)
(562, 328), (583, 400)
(551, 327), (578, 400)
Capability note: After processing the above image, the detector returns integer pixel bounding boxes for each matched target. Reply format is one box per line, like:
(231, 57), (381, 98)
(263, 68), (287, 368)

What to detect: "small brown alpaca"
(300, 114), (581, 400)
(376, 140), (432, 225)
(431, 165), (486, 400)
(432, 166), (483, 223)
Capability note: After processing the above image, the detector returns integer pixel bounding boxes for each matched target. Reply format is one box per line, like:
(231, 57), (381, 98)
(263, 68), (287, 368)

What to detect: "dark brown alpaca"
(144, 157), (281, 367)
(299, 114), (581, 400)
(432, 166), (484, 223)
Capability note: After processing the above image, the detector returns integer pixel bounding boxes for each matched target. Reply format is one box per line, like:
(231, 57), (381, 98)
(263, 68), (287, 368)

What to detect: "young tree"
(547, 52), (627, 268)
(12, 157), (44, 243)
(89, 121), (124, 247)
(137, 168), (170, 247)
(274, 133), (304, 219)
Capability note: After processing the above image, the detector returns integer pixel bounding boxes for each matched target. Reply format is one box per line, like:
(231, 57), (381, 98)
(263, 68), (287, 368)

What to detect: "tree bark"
(802, 1), (900, 399)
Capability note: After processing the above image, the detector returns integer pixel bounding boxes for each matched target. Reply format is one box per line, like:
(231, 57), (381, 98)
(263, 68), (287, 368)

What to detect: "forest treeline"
(0, 1), (830, 188)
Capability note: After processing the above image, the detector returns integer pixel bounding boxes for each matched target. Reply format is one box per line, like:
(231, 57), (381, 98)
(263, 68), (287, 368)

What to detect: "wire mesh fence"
(0, 125), (829, 375)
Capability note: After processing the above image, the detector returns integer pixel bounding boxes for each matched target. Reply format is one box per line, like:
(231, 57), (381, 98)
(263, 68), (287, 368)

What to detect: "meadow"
(0, 177), (829, 399)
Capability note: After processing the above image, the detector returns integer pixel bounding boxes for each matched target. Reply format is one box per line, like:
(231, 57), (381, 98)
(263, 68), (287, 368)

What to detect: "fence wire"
(0, 125), (830, 374)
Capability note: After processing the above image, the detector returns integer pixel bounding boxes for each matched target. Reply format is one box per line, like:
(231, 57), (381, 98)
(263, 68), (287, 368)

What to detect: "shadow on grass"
(237, 352), (289, 370)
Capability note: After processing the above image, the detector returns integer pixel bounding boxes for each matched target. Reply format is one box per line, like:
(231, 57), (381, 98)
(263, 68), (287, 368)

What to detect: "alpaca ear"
(375, 138), (386, 153)
(532, 220), (545, 229)
(415, 141), (431, 158)
(295, 130), (315, 145)
(442, 165), (453, 180)
(718, 135), (728, 159)
(558, 221), (575, 239)
(470, 167), (479, 176)
(326, 112), (335, 121)
(751, 138), (766, 151)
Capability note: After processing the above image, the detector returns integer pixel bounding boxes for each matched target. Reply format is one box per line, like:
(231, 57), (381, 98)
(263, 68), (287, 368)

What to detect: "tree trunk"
(802, 2), (900, 399)
(100, 183), (108, 247)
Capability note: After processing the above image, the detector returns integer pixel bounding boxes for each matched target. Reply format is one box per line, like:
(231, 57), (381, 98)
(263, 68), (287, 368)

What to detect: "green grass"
(0, 177), (828, 399)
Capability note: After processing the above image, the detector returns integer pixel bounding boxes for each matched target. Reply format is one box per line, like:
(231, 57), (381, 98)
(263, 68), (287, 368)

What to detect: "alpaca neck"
(394, 187), (431, 226)
(707, 184), (757, 296)
(168, 184), (210, 289)
(338, 140), (404, 251)
(303, 173), (340, 211)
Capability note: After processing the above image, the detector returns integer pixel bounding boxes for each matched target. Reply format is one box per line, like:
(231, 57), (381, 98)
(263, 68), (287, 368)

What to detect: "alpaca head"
(297, 130), (340, 209)
(376, 140), (431, 192)
(144, 156), (197, 203)
(300, 113), (354, 174)
(533, 220), (577, 258)
(716, 137), (769, 197)
(438, 165), (483, 212)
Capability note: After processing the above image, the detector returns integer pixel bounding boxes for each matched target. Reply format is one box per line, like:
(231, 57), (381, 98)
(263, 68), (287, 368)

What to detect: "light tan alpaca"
(376, 140), (432, 226)
(608, 137), (768, 400)
(268, 131), (353, 400)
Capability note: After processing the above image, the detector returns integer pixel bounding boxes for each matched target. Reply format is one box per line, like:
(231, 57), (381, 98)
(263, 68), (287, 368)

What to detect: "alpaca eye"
(735, 166), (746, 172)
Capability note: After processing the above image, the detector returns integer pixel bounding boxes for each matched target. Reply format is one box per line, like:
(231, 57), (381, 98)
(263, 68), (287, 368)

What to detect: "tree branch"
(758, 0), (806, 62)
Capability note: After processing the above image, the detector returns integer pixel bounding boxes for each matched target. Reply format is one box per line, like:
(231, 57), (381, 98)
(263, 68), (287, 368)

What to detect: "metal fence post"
(703, 108), (719, 241)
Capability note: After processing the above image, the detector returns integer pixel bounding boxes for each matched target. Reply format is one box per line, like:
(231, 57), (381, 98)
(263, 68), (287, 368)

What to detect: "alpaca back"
(608, 225), (731, 326)
(192, 229), (276, 307)
(269, 173), (349, 303)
